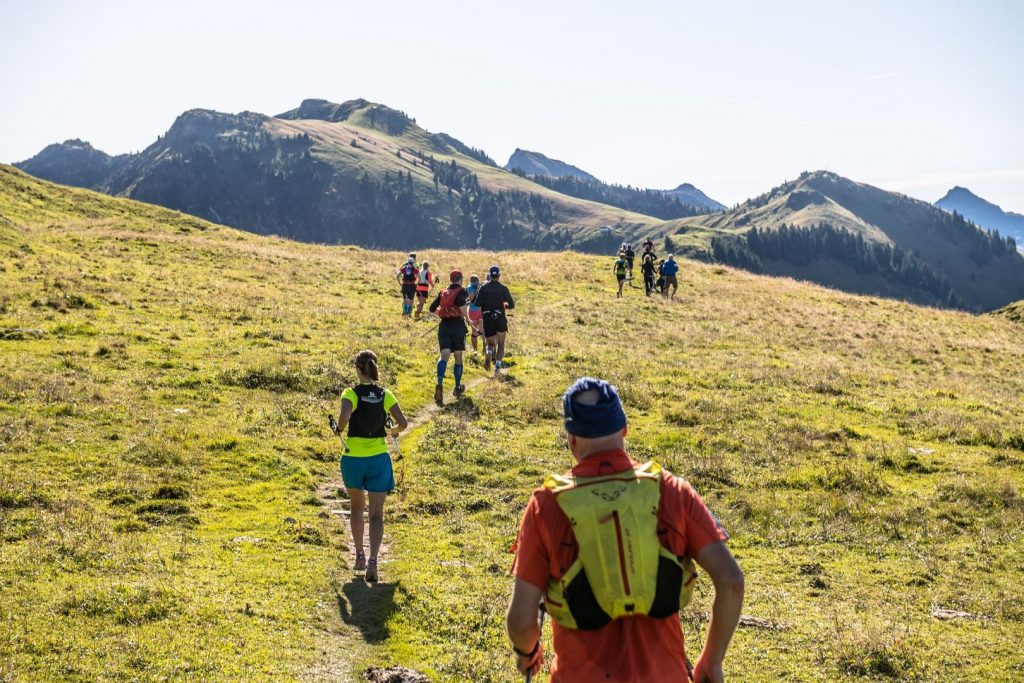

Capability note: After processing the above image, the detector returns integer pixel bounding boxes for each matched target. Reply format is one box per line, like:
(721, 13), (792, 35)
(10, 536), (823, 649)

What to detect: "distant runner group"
(615, 239), (679, 299)
(398, 255), (516, 395)
(329, 248), (742, 683)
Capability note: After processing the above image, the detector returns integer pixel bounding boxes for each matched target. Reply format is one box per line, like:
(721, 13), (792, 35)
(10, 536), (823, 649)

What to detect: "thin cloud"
(867, 168), (1024, 213)
(866, 71), (906, 82)
(875, 168), (1024, 190)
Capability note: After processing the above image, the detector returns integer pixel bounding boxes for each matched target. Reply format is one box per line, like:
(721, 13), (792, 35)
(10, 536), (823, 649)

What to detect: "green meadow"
(2, 165), (1023, 681)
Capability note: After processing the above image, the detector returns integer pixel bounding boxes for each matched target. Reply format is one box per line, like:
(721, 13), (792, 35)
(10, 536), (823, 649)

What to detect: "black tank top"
(348, 384), (387, 438)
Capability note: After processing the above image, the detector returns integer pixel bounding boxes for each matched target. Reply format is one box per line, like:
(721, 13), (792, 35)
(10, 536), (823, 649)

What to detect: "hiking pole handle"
(327, 414), (349, 453)
(385, 417), (403, 460)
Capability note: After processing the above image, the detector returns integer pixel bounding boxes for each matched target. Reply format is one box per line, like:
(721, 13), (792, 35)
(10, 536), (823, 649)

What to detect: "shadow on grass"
(441, 395), (480, 419)
(335, 579), (399, 644)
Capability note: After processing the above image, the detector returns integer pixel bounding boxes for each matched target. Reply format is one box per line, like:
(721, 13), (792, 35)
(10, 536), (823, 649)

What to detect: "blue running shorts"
(341, 453), (395, 493)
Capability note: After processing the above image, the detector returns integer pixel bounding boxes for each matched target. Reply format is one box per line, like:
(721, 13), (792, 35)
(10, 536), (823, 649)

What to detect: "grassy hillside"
(265, 114), (658, 239)
(2, 165), (1024, 681)
(993, 299), (1024, 324)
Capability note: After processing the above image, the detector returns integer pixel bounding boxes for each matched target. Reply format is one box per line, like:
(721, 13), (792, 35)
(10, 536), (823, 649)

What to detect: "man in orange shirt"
(506, 378), (744, 682)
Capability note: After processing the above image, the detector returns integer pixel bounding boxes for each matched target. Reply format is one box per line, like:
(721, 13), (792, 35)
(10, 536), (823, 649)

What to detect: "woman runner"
(641, 253), (657, 296)
(414, 260), (435, 320)
(332, 350), (408, 582)
(466, 274), (484, 357)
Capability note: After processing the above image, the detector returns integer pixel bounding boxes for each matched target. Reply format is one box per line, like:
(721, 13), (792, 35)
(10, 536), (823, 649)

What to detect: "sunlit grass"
(1, 166), (1023, 681)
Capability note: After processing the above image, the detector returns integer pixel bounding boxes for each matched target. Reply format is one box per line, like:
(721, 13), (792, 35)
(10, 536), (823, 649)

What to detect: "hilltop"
(15, 99), (661, 252)
(667, 171), (1024, 312)
(2, 166), (1023, 681)
(505, 148), (598, 180)
(505, 148), (725, 214)
(515, 173), (713, 220)
(662, 182), (726, 211)
(936, 186), (1024, 248)
(17, 139), (131, 189)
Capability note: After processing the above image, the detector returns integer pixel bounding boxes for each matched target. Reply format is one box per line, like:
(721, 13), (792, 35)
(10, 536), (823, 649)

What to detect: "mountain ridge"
(17, 138), (131, 190)
(13, 102), (1024, 312)
(936, 186), (1024, 248)
(15, 98), (662, 251)
(505, 148), (724, 211)
(667, 170), (1024, 312)
(505, 148), (598, 181)
(661, 182), (726, 211)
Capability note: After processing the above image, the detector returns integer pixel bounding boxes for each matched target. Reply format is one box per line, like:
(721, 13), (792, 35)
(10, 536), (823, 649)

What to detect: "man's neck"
(574, 442), (625, 461)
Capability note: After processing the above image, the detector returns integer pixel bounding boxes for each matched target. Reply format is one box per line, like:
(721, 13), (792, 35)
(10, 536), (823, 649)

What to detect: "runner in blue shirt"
(661, 254), (680, 300)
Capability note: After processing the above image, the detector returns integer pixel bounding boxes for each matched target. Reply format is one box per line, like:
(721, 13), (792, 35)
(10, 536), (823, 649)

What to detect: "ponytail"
(354, 350), (379, 382)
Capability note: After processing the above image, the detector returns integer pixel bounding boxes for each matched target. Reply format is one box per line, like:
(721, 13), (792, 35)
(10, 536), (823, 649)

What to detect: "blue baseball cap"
(489, 265), (501, 278)
(563, 378), (627, 438)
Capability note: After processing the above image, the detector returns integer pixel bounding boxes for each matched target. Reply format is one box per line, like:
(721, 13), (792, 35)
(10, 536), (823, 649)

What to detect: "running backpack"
(438, 286), (464, 319)
(400, 265), (418, 283)
(348, 384), (387, 438)
(541, 461), (697, 630)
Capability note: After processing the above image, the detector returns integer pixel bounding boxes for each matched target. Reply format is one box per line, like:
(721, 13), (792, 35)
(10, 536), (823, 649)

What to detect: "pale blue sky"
(2, 0), (1022, 211)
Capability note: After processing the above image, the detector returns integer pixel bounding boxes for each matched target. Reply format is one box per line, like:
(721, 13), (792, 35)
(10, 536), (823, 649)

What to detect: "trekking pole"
(419, 322), (440, 338)
(327, 414), (349, 453)
(524, 603), (546, 683)
(386, 417), (406, 488)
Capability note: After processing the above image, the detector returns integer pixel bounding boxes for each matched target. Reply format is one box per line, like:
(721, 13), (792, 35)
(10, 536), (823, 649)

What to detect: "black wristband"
(513, 640), (539, 658)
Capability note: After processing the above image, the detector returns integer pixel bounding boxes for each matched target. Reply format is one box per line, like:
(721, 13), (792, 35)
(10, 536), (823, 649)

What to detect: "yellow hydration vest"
(542, 461), (698, 630)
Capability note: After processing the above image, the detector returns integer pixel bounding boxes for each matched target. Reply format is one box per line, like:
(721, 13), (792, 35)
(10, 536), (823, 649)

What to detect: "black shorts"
(401, 283), (417, 299)
(438, 320), (467, 351)
(482, 311), (508, 337)
(616, 274), (626, 282)
(416, 288), (429, 300)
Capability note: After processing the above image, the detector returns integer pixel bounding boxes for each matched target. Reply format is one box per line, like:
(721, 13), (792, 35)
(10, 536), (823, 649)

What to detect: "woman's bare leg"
(367, 492), (387, 561)
(348, 487), (365, 555)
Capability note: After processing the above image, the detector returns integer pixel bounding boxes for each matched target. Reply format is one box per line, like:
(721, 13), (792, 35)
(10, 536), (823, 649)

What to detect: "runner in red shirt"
(506, 378), (744, 683)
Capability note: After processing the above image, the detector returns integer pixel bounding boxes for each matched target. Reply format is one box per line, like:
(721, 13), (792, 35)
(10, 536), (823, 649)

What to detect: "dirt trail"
(305, 297), (558, 681)
(304, 372), (493, 682)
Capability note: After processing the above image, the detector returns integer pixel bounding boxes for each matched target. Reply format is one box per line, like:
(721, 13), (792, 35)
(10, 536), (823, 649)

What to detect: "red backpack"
(438, 286), (464, 319)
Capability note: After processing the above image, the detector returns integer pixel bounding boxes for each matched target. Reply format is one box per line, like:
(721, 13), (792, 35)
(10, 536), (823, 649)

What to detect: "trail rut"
(304, 371), (493, 681)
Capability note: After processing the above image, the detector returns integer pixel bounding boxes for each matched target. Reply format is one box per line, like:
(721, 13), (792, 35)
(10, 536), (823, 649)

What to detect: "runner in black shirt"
(474, 265), (515, 375)
(641, 254), (657, 297)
